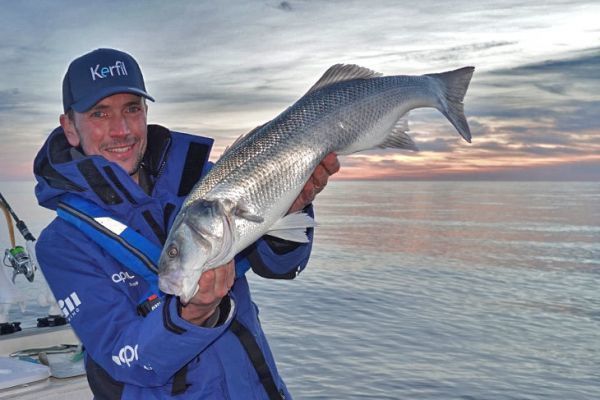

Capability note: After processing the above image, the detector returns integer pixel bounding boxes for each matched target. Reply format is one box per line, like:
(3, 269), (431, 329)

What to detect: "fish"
(158, 64), (475, 303)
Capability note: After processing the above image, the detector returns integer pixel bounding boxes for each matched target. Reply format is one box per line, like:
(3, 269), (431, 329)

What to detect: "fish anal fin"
(306, 64), (383, 95)
(377, 117), (418, 151)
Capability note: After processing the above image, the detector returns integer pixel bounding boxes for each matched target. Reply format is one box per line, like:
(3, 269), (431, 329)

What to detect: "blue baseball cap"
(62, 48), (154, 113)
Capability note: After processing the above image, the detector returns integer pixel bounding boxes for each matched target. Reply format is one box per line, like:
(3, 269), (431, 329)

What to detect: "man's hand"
(288, 153), (340, 214)
(180, 260), (235, 326)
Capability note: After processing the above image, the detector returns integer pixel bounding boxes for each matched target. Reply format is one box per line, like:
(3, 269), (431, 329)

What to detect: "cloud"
(476, 49), (600, 104)
(507, 49), (600, 78)
(463, 48), (600, 153)
(0, 89), (21, 112)
(417, 138), (454, 153)
(533, 82), (567, 96)
(1, 1), (599, 181)
(277, 1), (293, 12)
(379, 41), (518, 66)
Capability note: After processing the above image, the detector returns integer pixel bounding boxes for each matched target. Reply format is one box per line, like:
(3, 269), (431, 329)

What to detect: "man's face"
(61, 93), (148, 182)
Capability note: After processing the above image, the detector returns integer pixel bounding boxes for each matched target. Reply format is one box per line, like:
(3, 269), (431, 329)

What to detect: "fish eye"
(167, 244), (179, 258)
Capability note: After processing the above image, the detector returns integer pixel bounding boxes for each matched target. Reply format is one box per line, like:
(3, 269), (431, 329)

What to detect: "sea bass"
(158, 64), (475, 302)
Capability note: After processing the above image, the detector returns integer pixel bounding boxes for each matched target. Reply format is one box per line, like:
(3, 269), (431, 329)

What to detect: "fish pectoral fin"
(377, 117), (419, 151)
(305, 64), (383, 94)
(266, 212), (317, 243)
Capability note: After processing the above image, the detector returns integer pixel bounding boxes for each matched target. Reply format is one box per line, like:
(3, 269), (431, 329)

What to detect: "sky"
(0, 0), (599, 181)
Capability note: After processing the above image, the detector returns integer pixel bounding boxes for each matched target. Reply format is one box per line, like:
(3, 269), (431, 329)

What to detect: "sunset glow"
(0, 1), (598, 181)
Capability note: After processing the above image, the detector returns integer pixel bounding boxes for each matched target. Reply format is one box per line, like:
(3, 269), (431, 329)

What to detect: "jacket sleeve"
(238, 204), (315, 279)
(36, 218), (235, 387)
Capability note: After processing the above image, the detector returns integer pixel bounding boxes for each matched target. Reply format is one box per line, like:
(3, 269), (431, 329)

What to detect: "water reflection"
(313, 181), (600, 271)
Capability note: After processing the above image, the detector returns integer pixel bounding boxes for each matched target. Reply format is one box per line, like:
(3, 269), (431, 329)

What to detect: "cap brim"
(70, 86), (155, 113)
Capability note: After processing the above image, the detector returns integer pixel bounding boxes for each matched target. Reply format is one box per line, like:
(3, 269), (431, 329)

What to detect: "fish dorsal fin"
(222, 122), (268, 157)
(306, 64), (383, 94)
(222, 133), (245, 157)
(377, 116), (419, 151)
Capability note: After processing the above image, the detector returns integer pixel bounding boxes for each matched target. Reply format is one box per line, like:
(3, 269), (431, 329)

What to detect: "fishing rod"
(0, 192), (36, 282)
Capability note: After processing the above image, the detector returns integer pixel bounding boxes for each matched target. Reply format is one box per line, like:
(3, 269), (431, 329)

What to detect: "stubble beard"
(73, 124), (144, 177)
(127, 151), (144, 177)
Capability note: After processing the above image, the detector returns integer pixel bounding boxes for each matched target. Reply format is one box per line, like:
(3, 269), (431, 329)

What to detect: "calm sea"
(1, 180), (599, 399)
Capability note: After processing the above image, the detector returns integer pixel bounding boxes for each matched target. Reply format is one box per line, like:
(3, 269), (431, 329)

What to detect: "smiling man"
(61, 93), (149, 181)
(60, 50), (153, 183)
(34, 48), (339, 399)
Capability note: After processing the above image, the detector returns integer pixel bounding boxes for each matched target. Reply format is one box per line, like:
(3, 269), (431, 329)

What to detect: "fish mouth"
(158, 272), (199, 304)
(157, 199), (236, 303)
(158, 271), (182, 296)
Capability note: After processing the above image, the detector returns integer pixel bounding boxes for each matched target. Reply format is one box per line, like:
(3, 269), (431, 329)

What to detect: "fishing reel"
(3, 245), (35, 283)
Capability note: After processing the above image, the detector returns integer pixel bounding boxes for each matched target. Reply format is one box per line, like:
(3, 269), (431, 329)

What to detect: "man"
(34, 48), (339, 399)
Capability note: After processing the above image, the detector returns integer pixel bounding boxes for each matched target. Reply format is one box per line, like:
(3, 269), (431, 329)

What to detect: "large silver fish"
(158, 64), (475, 302)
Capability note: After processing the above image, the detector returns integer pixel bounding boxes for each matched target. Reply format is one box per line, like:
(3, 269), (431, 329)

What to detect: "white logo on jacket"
(112, 344), (139, 367)
(58, 292), (82, 321)
(111, 271), (136, 283)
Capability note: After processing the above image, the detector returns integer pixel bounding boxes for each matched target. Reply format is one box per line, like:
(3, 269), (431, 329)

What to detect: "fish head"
(158, 199), (235, 304)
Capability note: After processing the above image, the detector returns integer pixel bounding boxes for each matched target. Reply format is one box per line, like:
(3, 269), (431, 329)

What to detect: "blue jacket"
(33, 124), (313, 399)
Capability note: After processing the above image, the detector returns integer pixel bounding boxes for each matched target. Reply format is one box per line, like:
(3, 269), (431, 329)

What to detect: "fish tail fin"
(426, 66), (474, 143)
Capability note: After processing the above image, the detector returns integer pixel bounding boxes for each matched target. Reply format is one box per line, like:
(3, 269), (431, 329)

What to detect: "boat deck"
(0, 325), (92, 399)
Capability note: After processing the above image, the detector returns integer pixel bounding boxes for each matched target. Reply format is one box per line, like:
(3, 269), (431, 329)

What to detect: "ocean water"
(1, 180), (599, 399)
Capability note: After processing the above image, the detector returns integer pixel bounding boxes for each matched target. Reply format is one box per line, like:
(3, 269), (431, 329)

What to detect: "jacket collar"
(34, 124), (172, 211)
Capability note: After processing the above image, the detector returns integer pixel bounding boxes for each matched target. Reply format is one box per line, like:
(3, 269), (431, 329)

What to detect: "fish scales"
(195, 76), (428, 204)
(158, 64), (475, 302)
